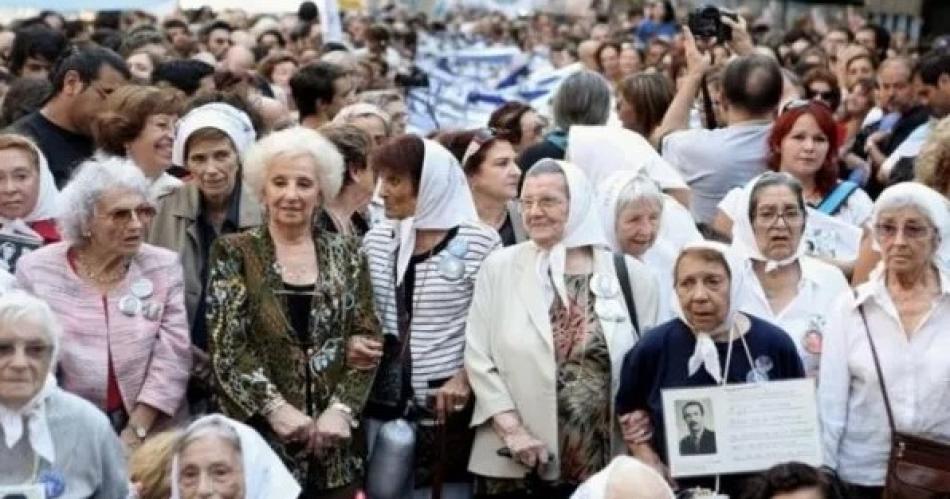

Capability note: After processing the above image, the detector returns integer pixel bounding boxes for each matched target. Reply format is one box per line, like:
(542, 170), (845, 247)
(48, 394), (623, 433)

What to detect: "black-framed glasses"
(754, 208), (805, 227)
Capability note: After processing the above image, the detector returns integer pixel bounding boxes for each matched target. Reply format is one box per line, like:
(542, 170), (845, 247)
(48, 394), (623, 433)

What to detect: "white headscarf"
(571, 455), (675, 499)
(172, 103), (256, 167)
(0, 136), (59, 241)
(566, 125), (684, 189)
(730, 174), (807, 273)
(531, 160), (609, 305)
(871, 182), (950, 271)
(170, 415), (301, 499)
(0, 290), (62, 465)
(597, 170), (662, 253)
(671, 241), (746, 383)
(394, 138), (478, 285)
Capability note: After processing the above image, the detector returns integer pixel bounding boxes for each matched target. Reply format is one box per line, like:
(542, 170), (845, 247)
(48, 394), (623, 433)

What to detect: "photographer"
(655, 13), (781, 229)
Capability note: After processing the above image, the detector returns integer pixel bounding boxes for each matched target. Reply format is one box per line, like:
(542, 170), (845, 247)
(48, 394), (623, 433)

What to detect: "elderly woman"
(726, 173), (851, 377)
(599, 171), (677, 321)
(318, 124), (376, 237)
(616, 242), (804, 496)
(169, 415), (301, 499)
(0, 290), (129, 497)
(16, 157), (191, 449)
(147, 102), (261, 413)
(440, 128), (525, 247)
(359, 135), (500, 497)
(93, 85), (185, 204)
(206, 126), (381, 497)
(819, 183), (950, 498)
(331, 102), (391, 146)
(714, 101), (873, 262)
(465, 160), (659, 498)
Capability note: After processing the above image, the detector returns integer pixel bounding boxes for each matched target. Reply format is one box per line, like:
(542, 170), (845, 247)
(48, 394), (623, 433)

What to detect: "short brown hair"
(0, 134), (41, 172)
(674, 247), (731, 283)
(618, 72), (675, 137)
(370, 134), (424, 194)
(319, 124), (374, 187)
(93, 85), (185, 156)
(257, 50), (298, 82)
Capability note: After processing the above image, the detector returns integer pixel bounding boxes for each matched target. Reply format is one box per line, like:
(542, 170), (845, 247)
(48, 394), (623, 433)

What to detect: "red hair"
(767, 102), (840, 197)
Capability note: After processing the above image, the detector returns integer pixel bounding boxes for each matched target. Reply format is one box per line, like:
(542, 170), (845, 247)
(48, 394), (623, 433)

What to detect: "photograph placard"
(661, 379), (821, 478)
(0, 231), (42, 274)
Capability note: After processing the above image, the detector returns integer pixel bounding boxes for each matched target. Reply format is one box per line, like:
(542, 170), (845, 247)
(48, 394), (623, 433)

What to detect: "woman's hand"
(619, 410), (654, 447)
(434, 370), (472, 423)
(266, 403), (313, 445)
(346, 336), (383, 371)
(502, 426), (549, 469)
(313, 407), (353, 453)
(119, 426), (144, 452)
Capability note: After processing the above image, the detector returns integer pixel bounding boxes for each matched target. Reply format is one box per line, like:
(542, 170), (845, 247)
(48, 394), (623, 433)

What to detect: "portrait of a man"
(679, 400), (717, 456)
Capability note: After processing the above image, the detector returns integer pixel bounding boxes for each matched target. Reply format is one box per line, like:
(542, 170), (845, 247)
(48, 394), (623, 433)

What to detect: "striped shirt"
(364, 221), (501, 405)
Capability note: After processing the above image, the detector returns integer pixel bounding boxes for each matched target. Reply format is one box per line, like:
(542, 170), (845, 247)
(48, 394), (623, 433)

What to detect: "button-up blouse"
(818, 266), (950, 486)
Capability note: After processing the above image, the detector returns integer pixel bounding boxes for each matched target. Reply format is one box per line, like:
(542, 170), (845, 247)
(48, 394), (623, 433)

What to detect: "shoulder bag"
(855, 295), (950, 498)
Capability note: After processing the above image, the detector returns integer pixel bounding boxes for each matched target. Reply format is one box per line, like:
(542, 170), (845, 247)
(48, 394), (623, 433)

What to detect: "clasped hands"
(266, 403), (353, 456)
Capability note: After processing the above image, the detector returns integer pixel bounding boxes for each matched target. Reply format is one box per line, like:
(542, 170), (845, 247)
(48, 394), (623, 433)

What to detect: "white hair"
(176, 415), (243, 456)
(615, 174), (664, 220)
(0, 290), (62, 366)
(55, 156), (150, 245)
(242, 126), (345, 204)
(872, 182), (950, 261)
(332, 103), (392, 135)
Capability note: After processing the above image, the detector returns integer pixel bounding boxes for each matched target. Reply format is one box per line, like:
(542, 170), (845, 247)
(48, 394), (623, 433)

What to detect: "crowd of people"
(0, 1), (948, 499)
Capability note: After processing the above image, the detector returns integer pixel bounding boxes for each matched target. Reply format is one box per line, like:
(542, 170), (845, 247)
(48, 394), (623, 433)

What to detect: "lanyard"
(714, 318), (755, 496)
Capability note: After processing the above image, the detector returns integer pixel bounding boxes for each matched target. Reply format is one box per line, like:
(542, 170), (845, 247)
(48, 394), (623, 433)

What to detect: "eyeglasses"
(780, 98), (831, 115)
(98, 205), (157, 226)
(806, 89), (837, 103)
(754, 208), (804, 227)
(518, 196), (565, 212)
(874, 222), (933, 240)
(460, 127), (502, 167)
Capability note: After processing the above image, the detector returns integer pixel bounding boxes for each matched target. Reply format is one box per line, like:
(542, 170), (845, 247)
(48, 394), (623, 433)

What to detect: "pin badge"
(142, 302), (164, 321)
(590, 274), (619, 298)
(118, 295), (141, 316)
(39, 469), (66, 498)
(130, 278), (154, 299)
(438, 255), (465, 281)
(446, 238), (469, 258)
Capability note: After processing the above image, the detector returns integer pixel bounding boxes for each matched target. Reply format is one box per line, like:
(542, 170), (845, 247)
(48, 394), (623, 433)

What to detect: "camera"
(687, 5), (738, 42)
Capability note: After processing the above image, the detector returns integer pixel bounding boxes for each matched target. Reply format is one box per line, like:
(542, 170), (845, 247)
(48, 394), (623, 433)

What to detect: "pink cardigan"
(16, 242), (192, 417)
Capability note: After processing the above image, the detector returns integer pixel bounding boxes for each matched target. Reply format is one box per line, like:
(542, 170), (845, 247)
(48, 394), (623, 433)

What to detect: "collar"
(853, 265), (950, 308)
(199, 180), (244, 230)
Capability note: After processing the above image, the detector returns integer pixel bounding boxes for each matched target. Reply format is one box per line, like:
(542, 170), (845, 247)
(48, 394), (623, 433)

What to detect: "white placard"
(803, 207), (863, 261)
(661, 379), (821, 478)
(0, 484), (45, 499)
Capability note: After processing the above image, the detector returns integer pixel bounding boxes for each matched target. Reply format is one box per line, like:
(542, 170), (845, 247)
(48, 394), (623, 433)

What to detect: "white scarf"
(730, 174), (807, 273)
(566, 124), (674, 188)
(534, 161), (609, 305)
(172, 103), (257, 167)
(671, 241), (745, 383)
(393, 138), (478, 285)
(570, 455), (675, 499)
(0, 139), (59, 242)
(0, 374), (57, 464)
(170, 415), (301, 499)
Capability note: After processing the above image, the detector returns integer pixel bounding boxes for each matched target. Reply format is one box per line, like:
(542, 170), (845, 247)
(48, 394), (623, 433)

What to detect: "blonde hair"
(0, 134), (41, 172)
(129, 430), (181, 499)
(915, 115), (950, 197)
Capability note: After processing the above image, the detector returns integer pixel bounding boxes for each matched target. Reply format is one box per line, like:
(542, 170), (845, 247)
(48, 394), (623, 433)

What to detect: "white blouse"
(737, 256), (851, 377)
(818, 267), (950, 486)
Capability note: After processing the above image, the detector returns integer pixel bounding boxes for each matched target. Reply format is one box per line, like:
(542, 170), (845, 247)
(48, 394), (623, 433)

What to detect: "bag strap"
(613, 253), (640, 340)
(854, 290), (897, 434)
(817, 181), (860, 215)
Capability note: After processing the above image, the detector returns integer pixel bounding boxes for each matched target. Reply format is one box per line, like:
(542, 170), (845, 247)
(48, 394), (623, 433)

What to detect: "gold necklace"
(74, 251), (130, 285)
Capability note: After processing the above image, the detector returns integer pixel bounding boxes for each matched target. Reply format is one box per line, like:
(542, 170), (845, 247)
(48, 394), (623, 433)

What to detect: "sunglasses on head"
(461, 128), (504, 167)
(781, 98), (831, 115)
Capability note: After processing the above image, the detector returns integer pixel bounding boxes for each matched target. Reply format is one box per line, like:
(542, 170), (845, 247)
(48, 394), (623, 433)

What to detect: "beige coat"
(147, 182), (261, 326)
(464, 243), (659, 480)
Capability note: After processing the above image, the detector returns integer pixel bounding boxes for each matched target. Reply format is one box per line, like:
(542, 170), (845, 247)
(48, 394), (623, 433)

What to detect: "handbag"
(855, 297), (950, 498)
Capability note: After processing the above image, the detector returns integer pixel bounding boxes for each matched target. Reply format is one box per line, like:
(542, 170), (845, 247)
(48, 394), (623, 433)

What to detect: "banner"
(317, 0), (344, 43)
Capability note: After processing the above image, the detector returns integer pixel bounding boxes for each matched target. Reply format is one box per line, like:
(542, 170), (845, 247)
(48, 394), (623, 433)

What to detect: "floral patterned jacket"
(206, 226), (381, 490)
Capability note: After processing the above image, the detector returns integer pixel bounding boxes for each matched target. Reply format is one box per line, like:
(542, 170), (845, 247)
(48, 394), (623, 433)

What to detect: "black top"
(8, 111), (94, 188)
(316, 210), (370, 237)
(516, 139), (565, 174)
(848, 106), (930, 197)
(497, 212), (517, 247)
(615, 314), (805, 496)
(191, 187), (244, 350)
(397, 226), (460, 323)
(284, 282), (316, 343)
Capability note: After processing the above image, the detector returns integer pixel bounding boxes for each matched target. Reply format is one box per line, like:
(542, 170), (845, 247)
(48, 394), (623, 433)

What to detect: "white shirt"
(642, 240), (677, 323)
(662, 123), (772, 225)
(737, 256), (850, 377)
(818, 267), (950, 486)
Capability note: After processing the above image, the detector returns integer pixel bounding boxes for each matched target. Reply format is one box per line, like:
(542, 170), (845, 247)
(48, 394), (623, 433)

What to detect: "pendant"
(130, 278), (154, 299)
(590, 274), (619, 299)
(438, 255), (465, 281)
(118, 295), (141, 316)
